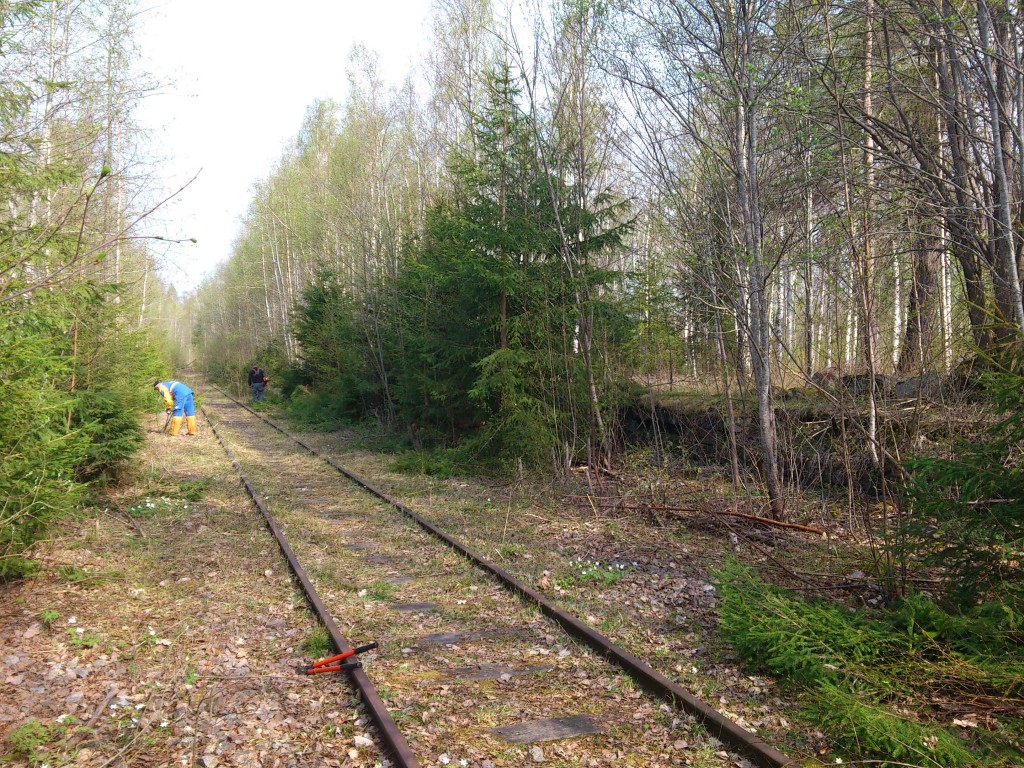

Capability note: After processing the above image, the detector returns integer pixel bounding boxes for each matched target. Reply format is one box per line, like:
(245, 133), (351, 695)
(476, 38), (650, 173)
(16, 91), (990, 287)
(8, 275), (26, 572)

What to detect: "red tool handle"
(311, 649), (354, 668)
(310, 641), (379, 669)
(306, 661), (361, 675)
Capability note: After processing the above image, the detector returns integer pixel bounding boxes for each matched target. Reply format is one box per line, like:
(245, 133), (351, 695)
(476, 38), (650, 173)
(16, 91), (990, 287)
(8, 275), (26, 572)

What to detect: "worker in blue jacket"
(154, 380), (196, 436)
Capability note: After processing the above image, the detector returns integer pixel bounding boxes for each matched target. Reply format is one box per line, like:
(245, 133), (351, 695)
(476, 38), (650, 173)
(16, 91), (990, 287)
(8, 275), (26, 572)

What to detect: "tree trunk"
(735, 8), (784, 519)
(979, 0), (1024, 335)
(711, 269), (742, 490)
(898, 221), (940, 374)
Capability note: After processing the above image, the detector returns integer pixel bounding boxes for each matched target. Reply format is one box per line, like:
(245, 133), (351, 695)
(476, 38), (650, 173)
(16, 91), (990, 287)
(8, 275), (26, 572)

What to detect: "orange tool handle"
(306, 661), (361, 675)
(311, 641), (378, 669)
(311, 649), (354, 668)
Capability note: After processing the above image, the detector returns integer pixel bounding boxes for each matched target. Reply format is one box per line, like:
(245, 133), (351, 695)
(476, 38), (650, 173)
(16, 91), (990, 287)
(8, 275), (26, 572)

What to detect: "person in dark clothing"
(248, 364), (267, 401)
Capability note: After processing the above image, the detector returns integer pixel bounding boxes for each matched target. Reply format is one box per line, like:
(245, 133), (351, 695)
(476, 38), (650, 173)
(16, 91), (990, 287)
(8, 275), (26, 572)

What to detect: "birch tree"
(606, 0), (792, 516)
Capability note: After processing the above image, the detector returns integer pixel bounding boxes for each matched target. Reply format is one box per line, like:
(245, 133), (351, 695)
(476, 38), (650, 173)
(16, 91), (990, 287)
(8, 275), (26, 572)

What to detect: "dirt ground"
(0, 414), (385, 768)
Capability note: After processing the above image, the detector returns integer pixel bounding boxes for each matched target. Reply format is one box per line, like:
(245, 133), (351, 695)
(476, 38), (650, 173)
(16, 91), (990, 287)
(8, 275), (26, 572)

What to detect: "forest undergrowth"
(717, 561), (1023, 766)
(629, 374), (1023, 766)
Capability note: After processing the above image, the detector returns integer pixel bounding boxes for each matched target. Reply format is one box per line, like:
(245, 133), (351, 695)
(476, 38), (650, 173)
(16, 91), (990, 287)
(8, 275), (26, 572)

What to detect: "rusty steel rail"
(208, 389), (795, 768)
(201, 407), (422, 768)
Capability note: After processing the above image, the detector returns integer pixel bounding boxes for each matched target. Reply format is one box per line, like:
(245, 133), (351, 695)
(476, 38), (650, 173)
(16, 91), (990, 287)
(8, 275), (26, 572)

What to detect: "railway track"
(201, 388), (795, 768)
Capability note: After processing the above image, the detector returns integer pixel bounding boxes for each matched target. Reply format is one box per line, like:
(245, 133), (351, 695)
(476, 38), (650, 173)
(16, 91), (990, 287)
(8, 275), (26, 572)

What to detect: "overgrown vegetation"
(715, 369), (1024, 763)
(716, 559), (1023, 765)
(902, 370), (1024, 611)
(0, 3), (168, 579)
(267, 67), (633, 471)
(2, 719), (63, 765)
(300, 625), (333, 659)
(0, 0), (1014, 762)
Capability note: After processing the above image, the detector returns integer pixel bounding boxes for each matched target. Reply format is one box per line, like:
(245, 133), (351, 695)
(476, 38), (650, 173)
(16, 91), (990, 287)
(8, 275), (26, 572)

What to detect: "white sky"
(134, 0), (433, 293)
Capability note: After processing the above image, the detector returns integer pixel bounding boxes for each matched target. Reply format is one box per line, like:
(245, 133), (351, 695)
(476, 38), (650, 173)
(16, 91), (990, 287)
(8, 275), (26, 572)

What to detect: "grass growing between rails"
(300, 625), (333, 660)
(715, 558), (1024, 766)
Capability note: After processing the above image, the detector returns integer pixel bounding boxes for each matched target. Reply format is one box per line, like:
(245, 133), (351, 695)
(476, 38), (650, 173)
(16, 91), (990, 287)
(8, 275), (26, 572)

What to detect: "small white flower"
(75, 628), (84, 635)
(160, 720), (169, 728)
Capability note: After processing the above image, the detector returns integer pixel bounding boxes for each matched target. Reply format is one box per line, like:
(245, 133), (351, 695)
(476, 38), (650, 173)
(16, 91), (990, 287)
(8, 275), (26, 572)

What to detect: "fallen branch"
(578, 501), (825, 535)
(68, 686), (118, 747)
(103, 507), (145, 537)
(715, 509), (825, 535)
(586, 502), (699, 515)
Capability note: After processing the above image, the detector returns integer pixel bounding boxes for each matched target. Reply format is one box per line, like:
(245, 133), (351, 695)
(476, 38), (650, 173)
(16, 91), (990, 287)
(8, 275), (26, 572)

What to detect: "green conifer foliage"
(1, 282), (160, 576)
(292, 270), (379, 422)
(716, 558), (1016, 765)
(0, 295), (88, 577)
(903, 370), (1024, 610)
(0, 2), (163, 576)
(387, 65), (630, 465)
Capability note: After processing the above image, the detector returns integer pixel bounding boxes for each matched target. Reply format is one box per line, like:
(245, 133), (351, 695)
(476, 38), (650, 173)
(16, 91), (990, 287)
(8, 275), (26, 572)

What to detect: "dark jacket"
(248, 367), (266, 385)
